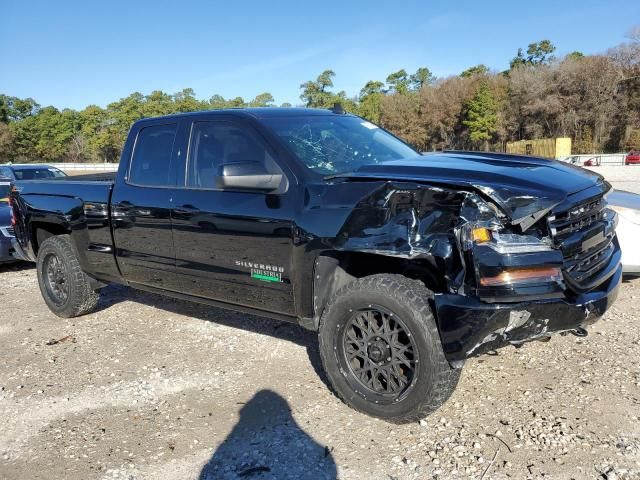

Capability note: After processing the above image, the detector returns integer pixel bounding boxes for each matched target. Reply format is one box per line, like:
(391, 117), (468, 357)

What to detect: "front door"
(170, 119), (296, 315)
(112, 121), (180, 290)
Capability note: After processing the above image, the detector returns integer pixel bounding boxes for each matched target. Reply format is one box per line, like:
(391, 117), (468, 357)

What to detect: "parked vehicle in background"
(0, 164), (67, 180)
(563, 155), (581, 165)
(11, 108), (622, 423)
(608, 190), (640, 275)
(625, 151), (640, 166)
(0, 177), (17, 264)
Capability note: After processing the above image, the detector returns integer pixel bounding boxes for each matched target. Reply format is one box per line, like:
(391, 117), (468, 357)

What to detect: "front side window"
(261, 115), (419, 175)
(49, 167), (67, 177)
(187, 121), (279, 189)
(128, 124), (177, 186)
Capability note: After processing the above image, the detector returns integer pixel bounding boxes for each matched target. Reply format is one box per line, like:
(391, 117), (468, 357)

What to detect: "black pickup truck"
(11, 108), (621, 422)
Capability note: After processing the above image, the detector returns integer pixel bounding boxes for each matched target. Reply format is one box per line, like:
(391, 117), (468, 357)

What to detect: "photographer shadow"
(198, 389), (337, 480)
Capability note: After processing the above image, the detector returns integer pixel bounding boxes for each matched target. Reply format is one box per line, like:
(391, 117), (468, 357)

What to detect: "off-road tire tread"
(37, 235), (99, 318)
(319, 274), (460, 424)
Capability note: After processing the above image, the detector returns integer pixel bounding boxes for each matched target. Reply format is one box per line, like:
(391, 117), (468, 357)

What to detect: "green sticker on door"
(235, 260), (284, 283)
(251, 271), (282, 283)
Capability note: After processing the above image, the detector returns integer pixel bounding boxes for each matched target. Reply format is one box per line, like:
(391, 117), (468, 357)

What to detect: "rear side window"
(128, 124), (177, 186)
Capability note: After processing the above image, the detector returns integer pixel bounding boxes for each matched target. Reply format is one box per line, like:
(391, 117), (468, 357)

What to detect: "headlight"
(479, 266), (563, 287)
(459, 194), (505, 250)
(485, 232), (554, 254)
(460, 195), (563, 294)
(609, 205), (640, 226)
(459, 196), (553, 254)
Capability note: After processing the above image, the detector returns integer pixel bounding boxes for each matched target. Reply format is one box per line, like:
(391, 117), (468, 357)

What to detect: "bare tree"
(66, 133), (89, 163)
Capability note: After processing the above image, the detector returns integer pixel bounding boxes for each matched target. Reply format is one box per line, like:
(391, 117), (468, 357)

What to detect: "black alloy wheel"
(36, 235), (100, 318)
(340, 306), (418, 402)
(43, 252), (69, 305)
(318, 274), (461, 423)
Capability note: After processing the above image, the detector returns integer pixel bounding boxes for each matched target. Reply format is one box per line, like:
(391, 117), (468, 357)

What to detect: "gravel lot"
(0, 265), (638, 480)
(0, 167), (638, 480)
(585, 166), (640, 195)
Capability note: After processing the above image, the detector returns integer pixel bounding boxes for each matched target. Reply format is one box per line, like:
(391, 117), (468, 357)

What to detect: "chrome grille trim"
(547, 192), (615, 291)
(547, 197), (605, 240)
(0, 226), (15, 238)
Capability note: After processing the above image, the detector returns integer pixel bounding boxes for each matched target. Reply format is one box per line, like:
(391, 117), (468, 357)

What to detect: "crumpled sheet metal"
(471, 183), (558, 231)
(329, 169), (565, 232)
(332, 183), (466, 289)
(328, 180), (561, 294)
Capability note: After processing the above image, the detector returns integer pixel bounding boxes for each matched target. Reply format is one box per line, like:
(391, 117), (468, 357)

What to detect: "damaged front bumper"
(433, 262), (622, 364)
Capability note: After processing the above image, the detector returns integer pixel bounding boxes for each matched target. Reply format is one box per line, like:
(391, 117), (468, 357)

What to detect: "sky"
(1, 0), (639, 110)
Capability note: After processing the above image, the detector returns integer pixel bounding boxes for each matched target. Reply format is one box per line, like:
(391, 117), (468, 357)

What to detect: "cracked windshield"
(263, 115), (419, 175)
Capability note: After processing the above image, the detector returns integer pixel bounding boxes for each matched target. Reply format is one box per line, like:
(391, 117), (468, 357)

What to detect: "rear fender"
(15, 193), (91, 270)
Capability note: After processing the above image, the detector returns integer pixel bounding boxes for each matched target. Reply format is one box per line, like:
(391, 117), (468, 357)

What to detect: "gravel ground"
(585, 166), (640, 195)
(0, 264), (638, 480)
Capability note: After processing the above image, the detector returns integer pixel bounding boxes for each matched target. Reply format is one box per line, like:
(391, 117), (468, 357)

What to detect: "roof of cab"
(134, 107), (352, 125)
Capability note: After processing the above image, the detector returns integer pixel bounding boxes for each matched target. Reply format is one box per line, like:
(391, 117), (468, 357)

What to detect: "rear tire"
(36, 235), (99, 318)
(318, 274), (460, 423)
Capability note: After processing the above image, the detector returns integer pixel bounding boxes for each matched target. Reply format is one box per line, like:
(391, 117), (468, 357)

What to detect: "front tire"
(37, 235), (99, 318)
(319, 274), (460, 423)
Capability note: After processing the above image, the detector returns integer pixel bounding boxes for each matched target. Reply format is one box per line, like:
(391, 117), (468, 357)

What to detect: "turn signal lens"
(480, 267), (562, 287)
(472, 227), (492, 243)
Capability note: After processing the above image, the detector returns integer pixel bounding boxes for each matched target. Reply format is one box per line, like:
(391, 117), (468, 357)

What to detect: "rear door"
(170, 117), (297, 315)
(111, 121), (182, 290)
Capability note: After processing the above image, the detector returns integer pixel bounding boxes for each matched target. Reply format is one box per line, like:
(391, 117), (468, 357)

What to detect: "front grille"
(547, 191), (615, 291)
(565, 241), (614, 285)
(548, 197), (605, 239)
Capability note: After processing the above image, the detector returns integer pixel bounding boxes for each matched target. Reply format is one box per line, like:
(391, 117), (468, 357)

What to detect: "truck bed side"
(13, 179), (123, 284)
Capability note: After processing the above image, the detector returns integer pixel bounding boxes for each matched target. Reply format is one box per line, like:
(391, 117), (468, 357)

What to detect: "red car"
(626, 151), (640, 165)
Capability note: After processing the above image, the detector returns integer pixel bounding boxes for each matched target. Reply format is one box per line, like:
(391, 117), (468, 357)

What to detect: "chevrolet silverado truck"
(11, 108), (621, 423)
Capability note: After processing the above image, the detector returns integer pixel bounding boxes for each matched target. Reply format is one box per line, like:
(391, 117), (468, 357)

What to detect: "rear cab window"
(128, 123), (178, 187)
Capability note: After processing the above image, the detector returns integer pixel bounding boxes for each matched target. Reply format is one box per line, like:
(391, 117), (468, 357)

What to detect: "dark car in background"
(0, 164), (67, 180)
(0, 177), (16, 264)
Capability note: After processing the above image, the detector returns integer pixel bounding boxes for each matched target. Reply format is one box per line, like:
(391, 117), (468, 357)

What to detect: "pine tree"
(463, 82), (498, 151)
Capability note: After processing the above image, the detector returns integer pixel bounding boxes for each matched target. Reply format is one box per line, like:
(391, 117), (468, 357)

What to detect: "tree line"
(1, 28), (638, 163)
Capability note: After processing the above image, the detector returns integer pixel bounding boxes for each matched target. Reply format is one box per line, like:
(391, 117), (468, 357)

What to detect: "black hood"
(330, 152), (609, 229)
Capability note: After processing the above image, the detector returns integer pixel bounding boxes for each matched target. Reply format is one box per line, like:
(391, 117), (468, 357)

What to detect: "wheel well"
(312, 251), (447, 326)
(332, 251), (445, 292)
(32, 223), (69, 256)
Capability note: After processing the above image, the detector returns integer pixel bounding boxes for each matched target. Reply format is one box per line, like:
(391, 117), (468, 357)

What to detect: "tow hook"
(571, 327), (588, 337)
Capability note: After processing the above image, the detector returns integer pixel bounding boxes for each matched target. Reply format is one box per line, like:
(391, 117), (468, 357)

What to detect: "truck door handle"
(174, 204), (200, 214)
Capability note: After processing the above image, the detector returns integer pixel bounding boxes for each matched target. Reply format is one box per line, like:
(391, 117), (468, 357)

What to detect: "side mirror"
(216, 161), (283, 192)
